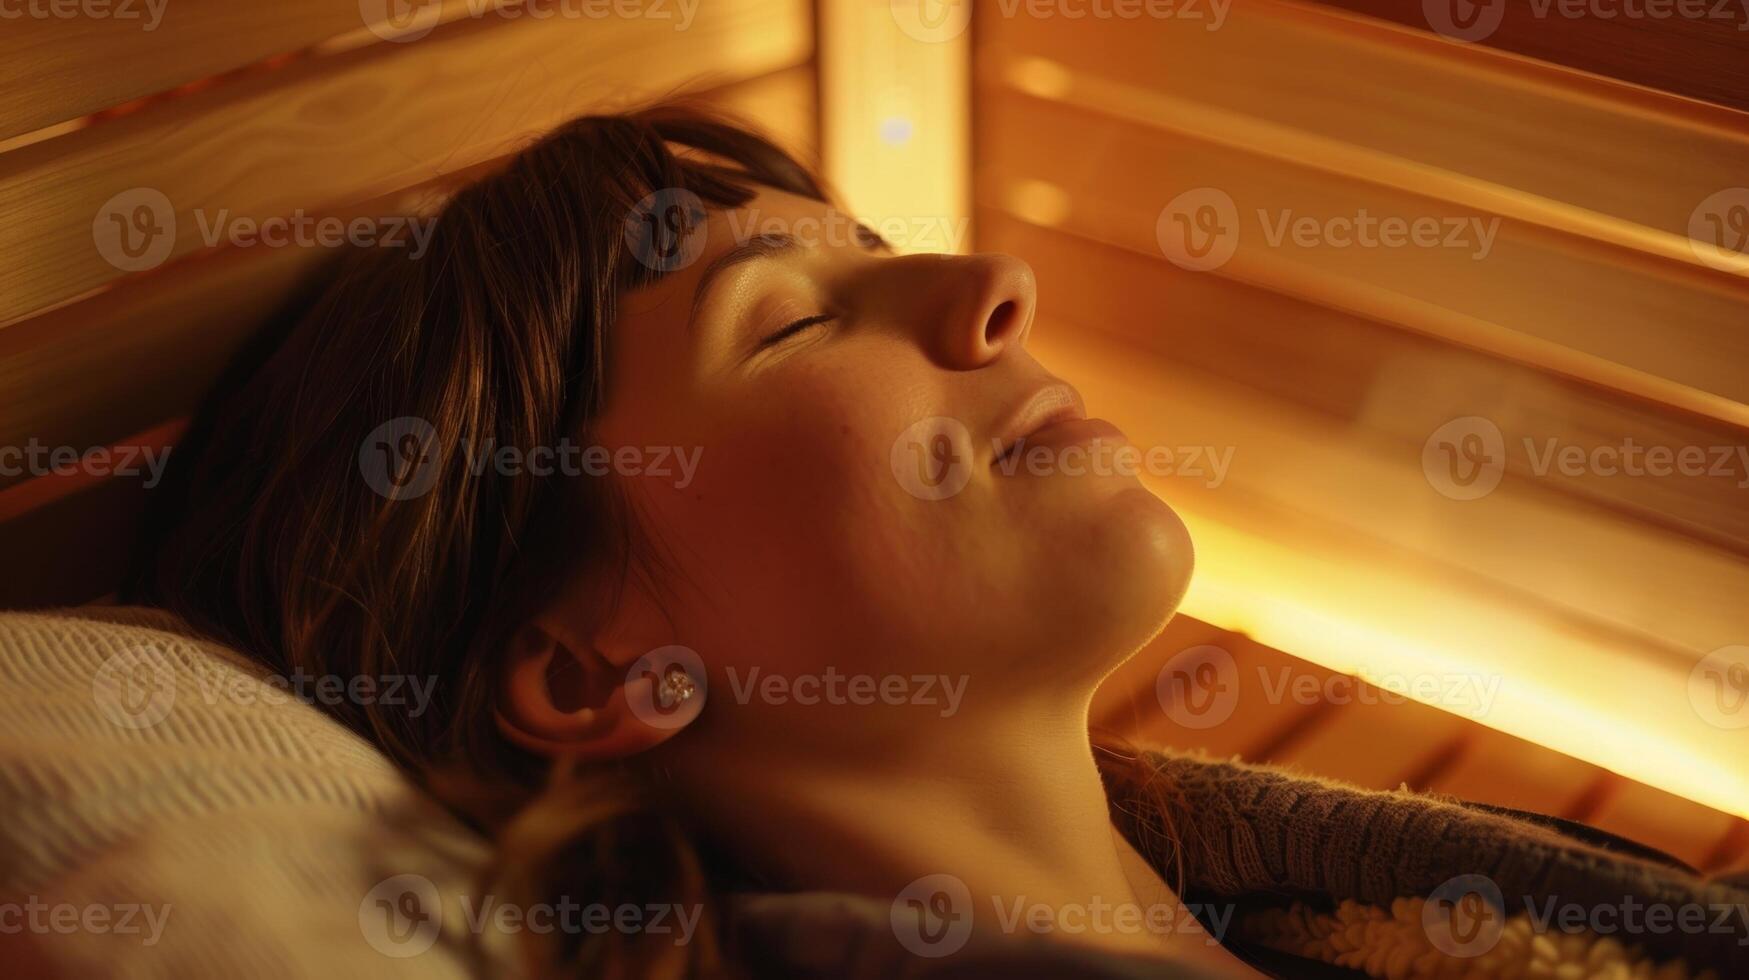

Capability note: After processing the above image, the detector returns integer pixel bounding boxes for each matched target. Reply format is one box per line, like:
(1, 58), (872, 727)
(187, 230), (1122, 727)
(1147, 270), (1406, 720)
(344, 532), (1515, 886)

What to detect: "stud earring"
(657, 665), (697, 710)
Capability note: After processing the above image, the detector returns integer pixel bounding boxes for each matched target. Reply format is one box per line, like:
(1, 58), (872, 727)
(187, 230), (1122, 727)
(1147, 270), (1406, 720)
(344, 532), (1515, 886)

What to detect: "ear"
(494, 588), (706, 760)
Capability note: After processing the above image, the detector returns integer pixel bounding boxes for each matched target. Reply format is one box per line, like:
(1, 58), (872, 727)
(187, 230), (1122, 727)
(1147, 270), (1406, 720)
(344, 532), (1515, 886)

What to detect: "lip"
(991, 381), (1089, 467)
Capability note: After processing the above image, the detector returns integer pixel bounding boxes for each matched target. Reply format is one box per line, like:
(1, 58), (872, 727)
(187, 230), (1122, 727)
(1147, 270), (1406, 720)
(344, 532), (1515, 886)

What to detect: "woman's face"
(590, 186), (1192, 749)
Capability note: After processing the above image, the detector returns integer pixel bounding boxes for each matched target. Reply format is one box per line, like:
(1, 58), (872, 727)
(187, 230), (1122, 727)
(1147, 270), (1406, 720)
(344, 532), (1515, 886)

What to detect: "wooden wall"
(972, 0), (1749, 826)
(0, 0), (819, 608)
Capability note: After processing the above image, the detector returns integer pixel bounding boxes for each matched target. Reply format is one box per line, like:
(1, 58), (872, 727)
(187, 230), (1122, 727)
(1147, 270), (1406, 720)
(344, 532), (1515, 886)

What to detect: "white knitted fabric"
(0, 606), (494, 979)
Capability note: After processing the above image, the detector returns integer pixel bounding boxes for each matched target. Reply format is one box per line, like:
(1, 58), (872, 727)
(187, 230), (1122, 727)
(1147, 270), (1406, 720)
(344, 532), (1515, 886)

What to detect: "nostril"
(985, 300), (1020, 346)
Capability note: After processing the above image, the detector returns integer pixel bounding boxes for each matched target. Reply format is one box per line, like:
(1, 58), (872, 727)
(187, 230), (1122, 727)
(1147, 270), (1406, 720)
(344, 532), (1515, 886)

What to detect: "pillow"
(0, 606), (493, 978)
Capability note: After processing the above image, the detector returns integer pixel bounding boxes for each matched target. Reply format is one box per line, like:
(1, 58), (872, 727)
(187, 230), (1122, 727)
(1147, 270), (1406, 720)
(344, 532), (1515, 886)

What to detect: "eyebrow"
(686, 223), (894, 329)
(688, 232), (806, 327)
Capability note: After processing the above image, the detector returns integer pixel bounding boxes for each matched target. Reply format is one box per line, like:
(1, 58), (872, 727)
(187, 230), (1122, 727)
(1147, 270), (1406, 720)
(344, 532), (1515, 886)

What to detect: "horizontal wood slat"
(0, 0), (810, 325)
(982, 214), (1749, 558)
(0, 0), (725, 143)
(0, 65), (815, 494)
(977, 0), (1749, 256)
(1096, 615), (1749, 870)
(989, 213), (1749, 651)
(1269, 694), (1470, 791)
(1, 0), (353, 143)
(1427, 725), (1610, 821)
(1307, 0), (1749, 114)
(1094, 618), (1331, 761)
(1028, 326), (1749, 818)
(1586, 777), (1746, 870)
(0, 64), (815, 608)
(0, 468), (157, 609)
(977, 91), (1749, 411)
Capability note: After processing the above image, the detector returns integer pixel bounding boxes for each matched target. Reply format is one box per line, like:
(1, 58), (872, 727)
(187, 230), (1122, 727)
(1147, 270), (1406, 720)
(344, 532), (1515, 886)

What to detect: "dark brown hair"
(130, 102), (1180, 979)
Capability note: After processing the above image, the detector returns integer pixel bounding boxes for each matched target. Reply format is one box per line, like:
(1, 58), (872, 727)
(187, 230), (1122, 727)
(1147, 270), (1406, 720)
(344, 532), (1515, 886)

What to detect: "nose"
(918, 252), (1038, 370)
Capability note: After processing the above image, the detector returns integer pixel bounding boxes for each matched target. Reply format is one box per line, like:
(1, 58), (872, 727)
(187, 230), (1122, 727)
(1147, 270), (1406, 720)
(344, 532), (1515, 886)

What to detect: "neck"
(673, 695), (1188, 962)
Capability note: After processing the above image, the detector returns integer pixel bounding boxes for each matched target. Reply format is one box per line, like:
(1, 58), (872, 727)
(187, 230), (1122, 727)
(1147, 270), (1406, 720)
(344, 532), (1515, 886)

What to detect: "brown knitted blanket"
(1108, 748), (1749, 973)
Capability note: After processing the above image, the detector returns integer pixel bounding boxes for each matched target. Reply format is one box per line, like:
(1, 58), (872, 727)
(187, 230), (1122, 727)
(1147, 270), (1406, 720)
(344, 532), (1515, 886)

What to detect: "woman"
(131, 105), (1742, 979)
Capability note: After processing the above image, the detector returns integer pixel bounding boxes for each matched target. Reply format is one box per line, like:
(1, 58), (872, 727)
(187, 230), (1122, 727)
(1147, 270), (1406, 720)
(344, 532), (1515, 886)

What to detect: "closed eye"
(757, 313), (835, 350)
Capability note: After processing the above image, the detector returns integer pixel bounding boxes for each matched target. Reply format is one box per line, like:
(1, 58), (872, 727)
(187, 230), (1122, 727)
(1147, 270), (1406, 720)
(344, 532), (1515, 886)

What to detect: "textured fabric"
(5, 606), (1744, 979)
(1240, 896), (1715, 979)
(1111, 750), (1749, 974)
(0, 606), (494, 979)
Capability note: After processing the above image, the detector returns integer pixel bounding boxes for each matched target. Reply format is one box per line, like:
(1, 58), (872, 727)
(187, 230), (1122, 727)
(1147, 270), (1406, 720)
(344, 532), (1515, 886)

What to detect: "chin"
(1021, 480), (1195, 678)
(1098, 483), (1196, 646)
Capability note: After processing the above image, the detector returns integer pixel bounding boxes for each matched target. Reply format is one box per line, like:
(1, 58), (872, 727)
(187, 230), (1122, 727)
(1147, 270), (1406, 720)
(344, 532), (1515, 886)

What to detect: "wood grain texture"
(978, 0), (1749, 251)
(976, 91), (1749, 410)
(0, 0), (355, 142)
(1094, 613), (1746, 870)
(984, 214), (1749, 558)
(1270, 694), (1471, 791)
(0, 0), (810, 324)
(0, 0), (732, 143)
(1586, 777), (1746, 871)
(1428, 724), (1611, 821)
(991, 214), (1749, 658)
(0, 64), (815, 608)
(1096, 618), (1333, 761)
(1307, 0), (1749, 114)
(1027, 326), (1749, 817)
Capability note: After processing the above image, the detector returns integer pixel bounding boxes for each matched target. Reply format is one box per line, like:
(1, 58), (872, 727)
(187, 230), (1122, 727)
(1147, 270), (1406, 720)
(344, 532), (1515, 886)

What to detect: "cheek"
(625, 365), (926, 613)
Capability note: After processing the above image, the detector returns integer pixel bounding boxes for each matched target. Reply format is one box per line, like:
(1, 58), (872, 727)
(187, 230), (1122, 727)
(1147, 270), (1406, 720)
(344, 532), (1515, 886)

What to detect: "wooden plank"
(993, 214), (1749, 655)
(1097, 620), (1331, 762)
(0, 66), (816, 496)
(1587, 778), (1744, 871)
(1270, 690), (1471, 790)
(976, 0), (1749, 252)
(0, 0), (725, 143)
(1092, 615), (1234, 734)
(1028, 326), (1749, 818)
(975, 90), (1749, 409)
(979, 213), (1749, 557)
(1427, 724), (1609, 820)
(1307, 0), (1749, 114)
(0, 464), (155, 609)
(0, 0), (354, 142)
(0, 0), (810, 324)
